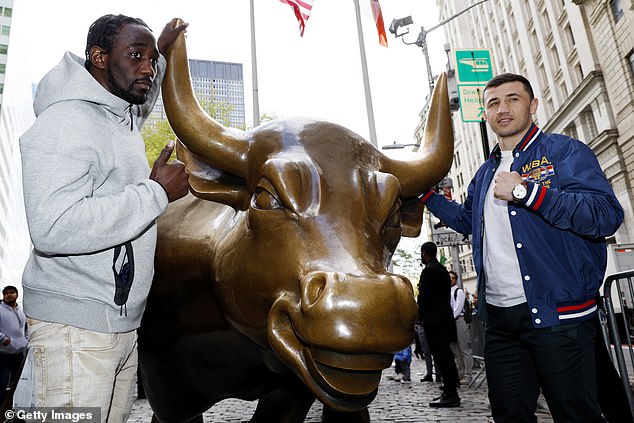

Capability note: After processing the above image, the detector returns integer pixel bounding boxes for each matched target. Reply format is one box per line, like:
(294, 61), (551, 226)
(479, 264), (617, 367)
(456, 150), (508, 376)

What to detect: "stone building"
(0, 0), (32, 287)
(422, 0), (634, 290)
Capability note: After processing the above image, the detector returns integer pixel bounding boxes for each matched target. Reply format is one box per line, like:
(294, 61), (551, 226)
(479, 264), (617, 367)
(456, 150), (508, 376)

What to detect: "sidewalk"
(127, 354), (554, 422)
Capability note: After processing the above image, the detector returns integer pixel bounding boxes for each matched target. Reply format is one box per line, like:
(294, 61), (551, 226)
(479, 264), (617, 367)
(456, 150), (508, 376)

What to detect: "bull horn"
(162, 19), (249, 177)
(379, 72), (454, 198)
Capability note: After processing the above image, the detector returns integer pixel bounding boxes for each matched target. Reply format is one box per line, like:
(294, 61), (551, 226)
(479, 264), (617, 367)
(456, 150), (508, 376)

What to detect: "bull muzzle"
(267, 271), (417, 411)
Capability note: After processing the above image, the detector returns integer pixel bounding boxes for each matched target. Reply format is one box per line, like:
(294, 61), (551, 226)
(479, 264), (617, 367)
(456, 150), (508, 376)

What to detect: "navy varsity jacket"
(421, 123), (624, 328)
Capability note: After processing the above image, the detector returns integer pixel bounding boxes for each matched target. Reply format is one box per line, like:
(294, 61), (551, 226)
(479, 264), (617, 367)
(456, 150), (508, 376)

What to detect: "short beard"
(107, 68), (147, 105)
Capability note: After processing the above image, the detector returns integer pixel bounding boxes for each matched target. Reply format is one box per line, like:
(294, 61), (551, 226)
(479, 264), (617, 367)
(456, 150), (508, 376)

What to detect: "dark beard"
(107, 69), (147, 105)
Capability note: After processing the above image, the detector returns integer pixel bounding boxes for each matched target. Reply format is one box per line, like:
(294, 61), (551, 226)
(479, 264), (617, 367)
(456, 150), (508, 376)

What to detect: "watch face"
(513, 183), (527, 200)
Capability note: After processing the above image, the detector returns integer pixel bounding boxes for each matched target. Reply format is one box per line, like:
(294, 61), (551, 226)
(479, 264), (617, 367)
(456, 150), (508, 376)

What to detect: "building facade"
(149, 59), (245, 130)
(422, 0), (634, 291)
(0, 0), (34, 287)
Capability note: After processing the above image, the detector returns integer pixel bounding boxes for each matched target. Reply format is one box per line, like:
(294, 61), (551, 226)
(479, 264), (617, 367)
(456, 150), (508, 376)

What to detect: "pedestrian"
(0, 286), (27, 406)
(449, 271), (473, 383)
(19, 14), (189, 421)
(417, 242), (460, 408)
(414, 323), (437, 382)
(394, 345), (412, 384)
(420, 72), (624, 422)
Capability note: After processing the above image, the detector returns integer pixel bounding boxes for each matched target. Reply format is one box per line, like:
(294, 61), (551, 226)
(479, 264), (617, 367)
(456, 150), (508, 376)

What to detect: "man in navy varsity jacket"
(421, 73), (623, 422)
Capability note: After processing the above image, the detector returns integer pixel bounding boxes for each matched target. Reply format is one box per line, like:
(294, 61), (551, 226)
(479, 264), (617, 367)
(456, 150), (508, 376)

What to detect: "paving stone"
(127, 356), (554, 422)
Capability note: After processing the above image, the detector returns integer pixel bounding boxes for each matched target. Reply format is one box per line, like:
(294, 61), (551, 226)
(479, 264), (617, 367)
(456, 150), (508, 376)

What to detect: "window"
(551, 45), (561, 68)
(564, 124), (578, 139)
(0, 83), (3, 94)
(0, 64), (5, 74)
(540, 8), (551, 34)
(559, 80), (568, 98)
(563, 25), (575, 52)
(581, 108), (598, 141)
(530, 30), (539, 52)
(538, 63), (548, 87)
(575, 64), (584, 83)
(0, 44), (7, 55)
(611, 0), (624, 23)
(0, 25), (9, 36)
(629, 51), (634, 80)
(1, 7), (11, 17)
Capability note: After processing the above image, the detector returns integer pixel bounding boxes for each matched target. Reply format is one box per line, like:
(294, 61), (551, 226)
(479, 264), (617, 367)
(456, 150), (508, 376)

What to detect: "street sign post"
(457, 84), (487, 122)
(454, 49), (493, 126)
(455, 49), (493, 84)
(432, 228), (471, 247)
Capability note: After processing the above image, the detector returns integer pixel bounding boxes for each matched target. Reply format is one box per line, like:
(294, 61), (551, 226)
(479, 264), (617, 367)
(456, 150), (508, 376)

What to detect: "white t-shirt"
(483, 150), (527, 307)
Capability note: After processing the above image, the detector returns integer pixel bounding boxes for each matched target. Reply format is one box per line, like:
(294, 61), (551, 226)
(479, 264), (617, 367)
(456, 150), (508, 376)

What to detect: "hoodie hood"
(34, 52), (133, 124)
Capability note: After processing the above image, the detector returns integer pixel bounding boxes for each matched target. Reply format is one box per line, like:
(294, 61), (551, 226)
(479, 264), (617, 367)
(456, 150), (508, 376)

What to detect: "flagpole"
(352, 0), (378, 147)
(250, 0), (261, 127)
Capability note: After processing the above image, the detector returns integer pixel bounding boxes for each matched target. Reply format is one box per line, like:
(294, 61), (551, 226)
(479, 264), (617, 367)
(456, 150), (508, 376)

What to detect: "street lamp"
(389, 0), (492, 161)
(381, 142), (420, 150)
(388, 0), (491, 95)
(388, 17), (434, 95)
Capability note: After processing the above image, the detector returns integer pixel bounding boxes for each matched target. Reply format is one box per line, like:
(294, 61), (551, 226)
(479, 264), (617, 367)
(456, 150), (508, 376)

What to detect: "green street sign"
(455, 49), (493, 84)
(458, 84), (487, 123)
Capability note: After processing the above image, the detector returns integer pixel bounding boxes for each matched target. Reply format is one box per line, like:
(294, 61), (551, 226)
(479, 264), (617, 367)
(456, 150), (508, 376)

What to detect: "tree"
(142, 92), (235, 165)
(390, 246), (422, 295)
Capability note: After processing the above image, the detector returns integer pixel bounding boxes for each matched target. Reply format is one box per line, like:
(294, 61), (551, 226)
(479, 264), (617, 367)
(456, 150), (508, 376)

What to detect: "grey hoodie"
(19, 52), (169, 333)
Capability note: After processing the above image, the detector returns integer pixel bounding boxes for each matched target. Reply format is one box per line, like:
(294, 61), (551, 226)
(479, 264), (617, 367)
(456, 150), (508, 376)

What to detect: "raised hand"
(150, 140), (189, 202)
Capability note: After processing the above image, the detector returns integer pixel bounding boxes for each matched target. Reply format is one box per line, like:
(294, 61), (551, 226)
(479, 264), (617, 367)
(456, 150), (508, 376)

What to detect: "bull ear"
(176, 140), (251, 210)
(400, 198), (424, 237)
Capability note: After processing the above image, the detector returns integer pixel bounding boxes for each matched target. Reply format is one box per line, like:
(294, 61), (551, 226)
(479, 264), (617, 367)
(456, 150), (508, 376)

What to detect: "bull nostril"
(302, 272), (329, 308)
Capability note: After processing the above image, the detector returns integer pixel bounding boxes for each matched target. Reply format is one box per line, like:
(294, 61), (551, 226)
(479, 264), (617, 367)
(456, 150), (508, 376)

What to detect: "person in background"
(449, 271), (474, 384)
(394, 345), (412, 384)
(414, 323), (437, 382)
(19, 14), (189, 421)
(418, 242), (460, 408)
(0, 286), (27, 406)
(420, 72), (623, 422)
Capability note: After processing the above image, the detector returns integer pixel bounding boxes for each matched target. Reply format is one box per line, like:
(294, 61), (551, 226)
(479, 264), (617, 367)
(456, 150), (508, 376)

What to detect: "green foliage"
(142, 119), (176, 165)
(390, 246), (421, 294)
(141, 91), (235, 165)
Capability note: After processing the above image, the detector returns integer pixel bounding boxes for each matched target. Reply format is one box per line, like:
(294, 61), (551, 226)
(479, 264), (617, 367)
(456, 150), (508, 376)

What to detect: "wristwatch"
(512, 181), (528, 202)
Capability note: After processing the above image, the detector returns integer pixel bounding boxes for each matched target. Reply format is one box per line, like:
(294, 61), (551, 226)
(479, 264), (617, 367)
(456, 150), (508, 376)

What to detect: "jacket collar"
(516, 123), (542, 152)
(488, 123), (543, 160)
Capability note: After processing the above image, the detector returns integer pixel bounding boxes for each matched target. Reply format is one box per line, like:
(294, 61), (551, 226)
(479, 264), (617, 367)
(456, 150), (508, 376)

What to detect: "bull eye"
(252, 187), (283, 210)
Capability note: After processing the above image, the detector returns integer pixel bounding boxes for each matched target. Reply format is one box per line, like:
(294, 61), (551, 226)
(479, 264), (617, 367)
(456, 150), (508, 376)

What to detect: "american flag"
(279, 0), (314, 36)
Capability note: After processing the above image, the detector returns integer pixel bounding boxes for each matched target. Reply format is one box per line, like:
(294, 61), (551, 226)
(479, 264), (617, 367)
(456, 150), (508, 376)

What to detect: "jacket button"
(511, 210), (517, 216)
(535, 318), (542, 324)
(524, 275), (531, 281)
(516, 243), (523, 249)
(531, 308), (538, 313)
(515, 152), (520, 158)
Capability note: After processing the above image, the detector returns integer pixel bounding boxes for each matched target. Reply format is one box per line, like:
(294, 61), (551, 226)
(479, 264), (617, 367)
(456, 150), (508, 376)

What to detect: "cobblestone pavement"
(127, 355), (555, 423)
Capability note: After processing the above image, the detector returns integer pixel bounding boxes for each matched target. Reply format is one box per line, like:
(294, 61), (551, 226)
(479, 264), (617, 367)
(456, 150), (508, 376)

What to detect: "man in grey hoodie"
(19, 15), (189, 421)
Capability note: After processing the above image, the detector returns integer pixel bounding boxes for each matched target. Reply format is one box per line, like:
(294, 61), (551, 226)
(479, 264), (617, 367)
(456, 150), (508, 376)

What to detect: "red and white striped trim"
(518, 124), (542, 151)
(524, 183), (547, 210)
(557, 299), (597, 321)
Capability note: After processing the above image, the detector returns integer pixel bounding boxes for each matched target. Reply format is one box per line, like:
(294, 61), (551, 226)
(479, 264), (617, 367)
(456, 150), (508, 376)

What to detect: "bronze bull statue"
(138, 21), (454, 423)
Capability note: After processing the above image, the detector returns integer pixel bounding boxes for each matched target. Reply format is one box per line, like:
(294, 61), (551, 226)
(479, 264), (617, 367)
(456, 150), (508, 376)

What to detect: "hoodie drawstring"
(128, 105), (134, 131)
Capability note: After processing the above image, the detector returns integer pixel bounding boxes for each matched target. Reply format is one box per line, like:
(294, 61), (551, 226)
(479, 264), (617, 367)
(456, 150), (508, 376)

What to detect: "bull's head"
(162, 21), (453, 411)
